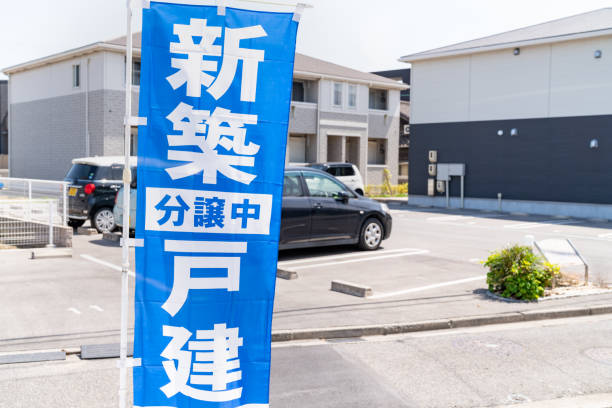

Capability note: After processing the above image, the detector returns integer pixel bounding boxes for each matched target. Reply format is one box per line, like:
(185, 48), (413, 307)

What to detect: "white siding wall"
(411, 35), (612, 124)
(10, 52), (107, 104)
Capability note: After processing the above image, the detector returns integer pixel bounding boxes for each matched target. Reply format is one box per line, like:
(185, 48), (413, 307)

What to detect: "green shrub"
(484, 245), (560, 300)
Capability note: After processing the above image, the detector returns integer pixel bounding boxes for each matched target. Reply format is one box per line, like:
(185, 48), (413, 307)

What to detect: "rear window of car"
(66, 164), (124, 181)
(66, 164), (98, 180)
(326, 166), (354, 177)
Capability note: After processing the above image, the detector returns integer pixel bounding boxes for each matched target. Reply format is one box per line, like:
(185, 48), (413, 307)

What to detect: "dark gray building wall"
(0, 80), (7, 156)
(410, 115), (612, 205)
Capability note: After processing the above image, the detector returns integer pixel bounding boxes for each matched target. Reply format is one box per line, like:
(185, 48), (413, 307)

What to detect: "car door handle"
(313, 202), (323, 209)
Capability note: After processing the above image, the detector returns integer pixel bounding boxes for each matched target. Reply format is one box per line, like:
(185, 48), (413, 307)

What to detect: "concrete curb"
(276, 269), (298, 280)
(102, 232), (121, 243)
(76, 227), (98, 236)
(331, 280), (372, 297)
(3, 305), (612, 364)
(0, 349), (66, 365)
(30, 248), (73, 259)
(271, 304), (612, 342)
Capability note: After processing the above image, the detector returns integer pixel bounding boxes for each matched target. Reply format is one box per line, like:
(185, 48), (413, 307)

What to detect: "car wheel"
(355, 188), (364, 196)
(358, 218), (383, 250)
(67, 219), (85, 228)
(92, 207), (116, 233)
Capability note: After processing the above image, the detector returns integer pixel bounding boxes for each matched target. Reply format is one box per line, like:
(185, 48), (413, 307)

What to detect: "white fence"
(0, 177), (68, 226)
(0, 199), (61, 247)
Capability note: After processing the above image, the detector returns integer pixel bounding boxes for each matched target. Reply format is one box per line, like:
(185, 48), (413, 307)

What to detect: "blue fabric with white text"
(133, 2), (298, 407)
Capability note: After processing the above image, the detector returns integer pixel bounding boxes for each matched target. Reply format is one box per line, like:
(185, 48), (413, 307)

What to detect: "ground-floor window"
(289, 135), (307, 163)
(368, 139), (386, 165)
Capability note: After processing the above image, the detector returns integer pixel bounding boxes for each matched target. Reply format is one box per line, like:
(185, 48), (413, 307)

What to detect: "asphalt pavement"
(1, 206), (612, 352)
(1, 314), (612, 407)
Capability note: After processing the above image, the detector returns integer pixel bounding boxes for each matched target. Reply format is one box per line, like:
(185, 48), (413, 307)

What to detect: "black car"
(64, 156), (137, 233)
(280, 167), (392, 250)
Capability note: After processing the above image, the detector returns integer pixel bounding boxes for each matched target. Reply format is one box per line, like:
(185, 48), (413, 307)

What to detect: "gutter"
(3, 43), (141, 75)
(293, 70), (408, 91)
(399, 27), (612, 63)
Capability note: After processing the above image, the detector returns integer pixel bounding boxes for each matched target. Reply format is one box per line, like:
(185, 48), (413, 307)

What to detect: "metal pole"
(28, 180), (32, 200)
(47, 201), (55, 248)
(62, 184), (68, 226)
(119, 0), (133, 407)
(445, 180), (449, 208)
(460, 175), (464, 209)
(497, 192), (502, 212)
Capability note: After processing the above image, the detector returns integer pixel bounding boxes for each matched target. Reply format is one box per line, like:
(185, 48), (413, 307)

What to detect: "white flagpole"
(119, 0), (133, 407)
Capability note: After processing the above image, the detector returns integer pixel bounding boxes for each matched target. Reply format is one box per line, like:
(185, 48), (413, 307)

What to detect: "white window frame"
(347, 84), (357, 109)
(72, 64), (81, 89)
(332, 82), (343, 108)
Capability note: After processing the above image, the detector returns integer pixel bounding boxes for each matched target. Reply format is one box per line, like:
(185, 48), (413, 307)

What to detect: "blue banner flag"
(134, 2), (300, 406)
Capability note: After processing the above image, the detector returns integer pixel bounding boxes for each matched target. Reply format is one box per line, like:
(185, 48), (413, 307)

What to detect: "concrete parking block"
(30, 248), (72, 259)
(102, 232), (121, 243)
(331, 280), (372, 297)
(80, 343), (133, 359)
(277, 268), (298, 280)
(0, 349), (65, 365)
(77, 227), (99, 236)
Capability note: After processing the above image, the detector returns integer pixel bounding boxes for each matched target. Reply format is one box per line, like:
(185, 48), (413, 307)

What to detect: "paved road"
(1, 207), (612, 351)
(1, 314), (612, 407)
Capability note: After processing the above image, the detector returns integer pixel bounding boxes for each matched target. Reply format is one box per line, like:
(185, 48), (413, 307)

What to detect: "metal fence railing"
(0, 177), (68, 226)
(0, 199), (62, 247)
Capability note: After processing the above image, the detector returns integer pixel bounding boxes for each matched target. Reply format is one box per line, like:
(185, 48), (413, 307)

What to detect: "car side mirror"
(335, 191), (350, 203)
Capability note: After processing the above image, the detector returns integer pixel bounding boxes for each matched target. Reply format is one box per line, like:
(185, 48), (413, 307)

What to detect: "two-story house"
(3, 34), (405, 184)
(401, 8), (612, 219)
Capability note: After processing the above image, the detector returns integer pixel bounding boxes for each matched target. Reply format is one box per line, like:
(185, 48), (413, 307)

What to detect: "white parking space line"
(290, 249), (430, 270)
(504, 220), (580, 230)
(67, 307), (82, 315)
(469, 258), (482, 263)
(89, 305), (104, 312)
(369, 275), (485, 300)
(598, 232), (612, 239)
(80, 254), (135, 278)
(278, 248), (421, 267)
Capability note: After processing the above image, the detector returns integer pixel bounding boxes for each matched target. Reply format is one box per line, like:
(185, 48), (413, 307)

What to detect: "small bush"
(365, 183), (408, 197)
(484, 245), (560, 300)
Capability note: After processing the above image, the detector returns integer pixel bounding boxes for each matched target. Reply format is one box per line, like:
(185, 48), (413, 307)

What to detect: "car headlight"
(380, 203), (390, 214)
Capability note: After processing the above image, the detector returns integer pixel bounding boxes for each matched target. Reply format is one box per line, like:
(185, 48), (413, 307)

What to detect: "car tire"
(67, 219), (85, 228)
(92, 207), (116, 233)
(358, 218), (383, 251)
(355, 189), (364, 196)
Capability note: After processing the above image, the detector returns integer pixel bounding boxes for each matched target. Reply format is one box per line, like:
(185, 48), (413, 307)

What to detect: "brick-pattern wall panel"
(11, 94), (86, 180)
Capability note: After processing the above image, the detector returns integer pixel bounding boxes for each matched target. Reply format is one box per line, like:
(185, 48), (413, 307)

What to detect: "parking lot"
(1, 204), (612, 352)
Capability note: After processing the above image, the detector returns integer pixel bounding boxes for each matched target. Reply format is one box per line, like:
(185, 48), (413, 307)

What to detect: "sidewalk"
(272, 286), (612, 333)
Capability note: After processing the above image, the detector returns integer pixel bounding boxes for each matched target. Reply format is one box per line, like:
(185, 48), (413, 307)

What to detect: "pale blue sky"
(1, 0), (612, 79)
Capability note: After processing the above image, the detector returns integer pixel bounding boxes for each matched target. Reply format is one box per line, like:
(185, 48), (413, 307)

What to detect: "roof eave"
(3, 43), (141, 75)
(400, 28), (612, 63)
(293, 70), (408, 90)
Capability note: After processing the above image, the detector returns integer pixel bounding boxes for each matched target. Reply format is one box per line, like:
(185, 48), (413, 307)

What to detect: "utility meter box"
(436, 163), (465, 181)
(428, 150), (438, 163)
(427, 178), (435, 196)
(428, 164), (437, 177)
(436, 180), (446, 193)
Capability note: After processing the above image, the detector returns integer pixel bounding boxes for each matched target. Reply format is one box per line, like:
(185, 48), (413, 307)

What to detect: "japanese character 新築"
(165, 102), (260, 185)
(166, 18), (267, 102)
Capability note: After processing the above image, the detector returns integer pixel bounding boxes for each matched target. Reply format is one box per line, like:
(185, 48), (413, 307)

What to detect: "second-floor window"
(348, 84), (357, 108)
(369, 88), (388, 110)
(132, 61), (141, 86)
(333, 82), (343, 107)
(292, 81), (305, 102)
(72, 64), (80, 88)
